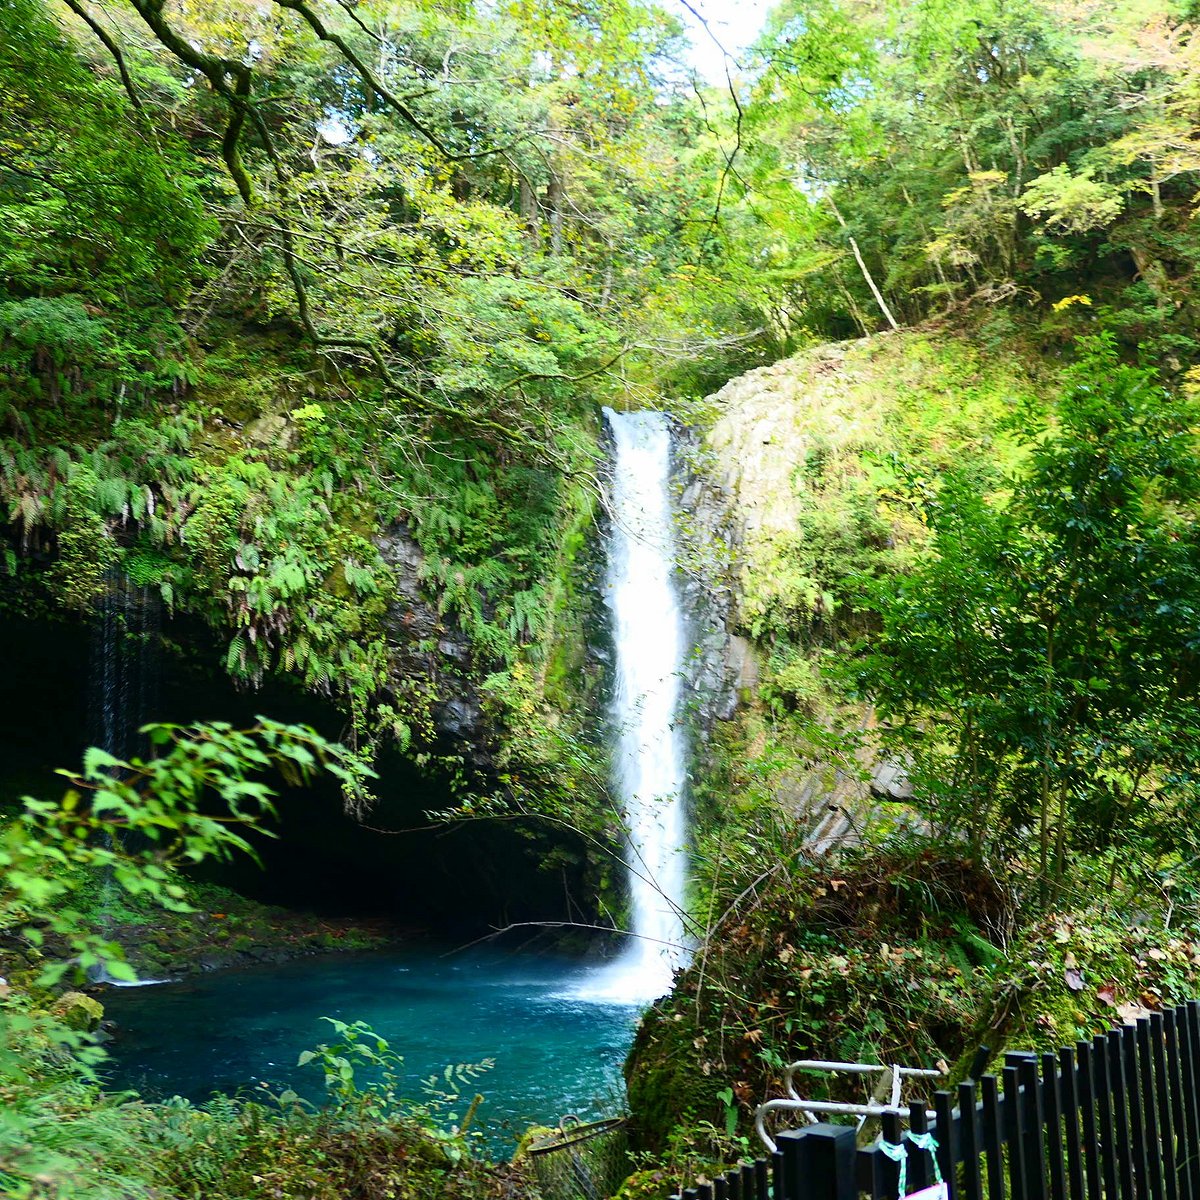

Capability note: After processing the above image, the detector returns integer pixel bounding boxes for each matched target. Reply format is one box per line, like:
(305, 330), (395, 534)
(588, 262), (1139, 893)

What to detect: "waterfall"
(578, 408), (691, 1004)
(88, 566), (166, 985)
(88, 567), (161, 761)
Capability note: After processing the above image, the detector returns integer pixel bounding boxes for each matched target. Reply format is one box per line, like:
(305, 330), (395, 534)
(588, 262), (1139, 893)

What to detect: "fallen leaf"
(1117, 1003), (1152, 1024)
(1097, 984), (1117, 1006)
(1054, 926), (1072, 944)
(830, 879), (847, 892)
(1064, 951), (1078, 970)
(1065, 968), (1085, 991)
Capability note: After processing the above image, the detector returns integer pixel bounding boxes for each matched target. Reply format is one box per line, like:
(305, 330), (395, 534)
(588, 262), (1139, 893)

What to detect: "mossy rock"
(612, 1166), (677, 1199)
(52, 990), (104, 1032)
(624, 998), (727, 1152)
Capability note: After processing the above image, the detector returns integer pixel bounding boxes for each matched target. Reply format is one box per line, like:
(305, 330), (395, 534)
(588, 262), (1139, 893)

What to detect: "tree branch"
(272, 0), (515, 161)
(60, 0), (144, 112)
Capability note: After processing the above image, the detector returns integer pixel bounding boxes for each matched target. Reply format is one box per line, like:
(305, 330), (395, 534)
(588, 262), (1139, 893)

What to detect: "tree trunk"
(547, 170), (565, 255)
(518, 176), (539, 249)
(833, 270), (870, 336)
(599, 254), (615, 309)
(828, 198), (899, 331)
(1039, 621), (1055, 904)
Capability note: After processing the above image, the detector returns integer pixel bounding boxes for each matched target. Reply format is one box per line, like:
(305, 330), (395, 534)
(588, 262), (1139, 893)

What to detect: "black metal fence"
(671, 999), (1200, 1200)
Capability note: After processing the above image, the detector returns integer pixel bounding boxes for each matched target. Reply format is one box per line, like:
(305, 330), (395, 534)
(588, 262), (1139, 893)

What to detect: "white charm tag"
(904, 1185), (949, 1200)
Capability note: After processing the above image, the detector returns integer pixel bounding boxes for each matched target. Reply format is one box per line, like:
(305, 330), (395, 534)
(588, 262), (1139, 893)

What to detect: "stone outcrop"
(671, 423), (741, 725)
(704, 338), (879, 634)
(375, 523), (489, 765)
(52, 990), (104, 1032)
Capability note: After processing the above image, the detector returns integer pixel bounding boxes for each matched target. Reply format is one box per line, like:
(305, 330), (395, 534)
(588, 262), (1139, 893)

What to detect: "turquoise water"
(102, 947), (643, 1155)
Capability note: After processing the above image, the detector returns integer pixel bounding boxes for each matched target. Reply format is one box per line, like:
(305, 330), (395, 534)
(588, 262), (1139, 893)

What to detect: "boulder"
(52, 991), (104, 1032)
(870, 758), (913, 801)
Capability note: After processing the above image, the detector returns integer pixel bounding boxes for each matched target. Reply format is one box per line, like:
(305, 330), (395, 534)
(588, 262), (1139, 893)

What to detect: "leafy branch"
(0, 719), (375, 986)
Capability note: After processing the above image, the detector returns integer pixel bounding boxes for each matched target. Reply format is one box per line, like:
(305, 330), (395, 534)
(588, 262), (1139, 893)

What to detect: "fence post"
(775, 1126), (857, 1200)
(777, 1128), (809, 1200)
(805, 1125), (857, 1200)
(674, 1003), (1200, 1200)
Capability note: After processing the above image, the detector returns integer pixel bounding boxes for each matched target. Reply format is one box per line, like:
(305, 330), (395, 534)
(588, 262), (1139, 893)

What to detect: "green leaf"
(82, 747), (123, 777)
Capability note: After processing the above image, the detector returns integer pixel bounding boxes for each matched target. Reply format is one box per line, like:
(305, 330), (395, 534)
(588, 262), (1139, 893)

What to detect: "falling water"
(578, 408), (691, 1004)
(88, 567), (161, 761)
(88, 566), (164, 984)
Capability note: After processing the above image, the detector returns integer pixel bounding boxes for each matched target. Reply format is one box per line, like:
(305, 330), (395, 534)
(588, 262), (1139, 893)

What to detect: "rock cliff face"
(704, 338), (872, 638)
(375, 523), (487, 764)
(672, 339), (876, 726)
(671, 423), (742, 726)
(676, 333), (946, 834)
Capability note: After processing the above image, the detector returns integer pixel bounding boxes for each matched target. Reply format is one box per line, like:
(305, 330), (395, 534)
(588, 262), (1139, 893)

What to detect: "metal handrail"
(756, 1059), (947, 1152)
(782, 1059), (945, 1102)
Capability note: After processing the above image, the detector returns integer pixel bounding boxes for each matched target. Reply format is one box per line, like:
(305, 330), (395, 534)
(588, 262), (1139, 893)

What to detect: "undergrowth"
(626, 831), (1200, 1156)
(0, 1008), (529, 1200)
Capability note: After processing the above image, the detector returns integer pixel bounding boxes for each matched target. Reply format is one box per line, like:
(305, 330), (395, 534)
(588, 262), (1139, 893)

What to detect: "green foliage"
(300, 1018), (492, 1157)
(0, 719), (373, 988)
(760, 648), (825, 716)
(0, 1020), (516, 1200)
(396, 443), (569, 662)
(0, 1052), (160, 1200)
(141, 1087), (516, 1200)
(0, 298), (109, 367)
(744, 0), (1200, 366)
(743, 484), (891, 643)
(0, 0), (211, 411)
(861, 337), (1200, 893)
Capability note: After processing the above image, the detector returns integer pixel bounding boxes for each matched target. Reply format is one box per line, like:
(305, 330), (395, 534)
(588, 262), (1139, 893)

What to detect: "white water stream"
(574, 408), (691, 1004)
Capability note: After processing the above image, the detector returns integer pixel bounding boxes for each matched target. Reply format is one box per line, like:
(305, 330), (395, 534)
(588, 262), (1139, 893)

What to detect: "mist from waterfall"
(576, 407), (691, 1004)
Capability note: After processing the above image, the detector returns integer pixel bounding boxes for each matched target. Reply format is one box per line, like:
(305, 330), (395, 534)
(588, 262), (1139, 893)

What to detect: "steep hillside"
(684, 326), (1058, 840)
(625, 324), (1200, 1168)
